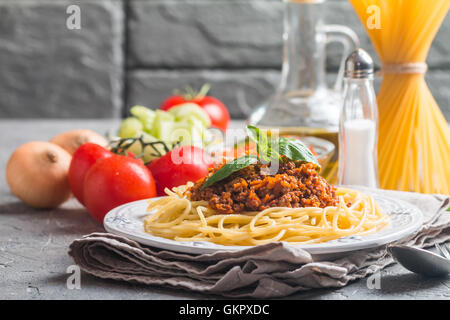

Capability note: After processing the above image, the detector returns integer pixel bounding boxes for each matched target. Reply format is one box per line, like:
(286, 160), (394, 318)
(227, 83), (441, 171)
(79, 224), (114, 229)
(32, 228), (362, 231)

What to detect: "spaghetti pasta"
(349, 0), (450, 194)
(143, 186), (390, 246)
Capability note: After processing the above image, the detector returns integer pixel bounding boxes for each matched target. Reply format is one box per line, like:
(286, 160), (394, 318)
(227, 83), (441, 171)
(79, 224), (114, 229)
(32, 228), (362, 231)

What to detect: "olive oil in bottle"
(247, 0), (358, 185)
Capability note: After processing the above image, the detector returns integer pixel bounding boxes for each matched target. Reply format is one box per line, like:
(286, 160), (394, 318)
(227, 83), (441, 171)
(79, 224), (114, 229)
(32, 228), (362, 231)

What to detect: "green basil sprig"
(201, 155), (258, 190)
(201, 126), (320, 189)
(277, 137), (320, 169)
(246, 125), (279, 163)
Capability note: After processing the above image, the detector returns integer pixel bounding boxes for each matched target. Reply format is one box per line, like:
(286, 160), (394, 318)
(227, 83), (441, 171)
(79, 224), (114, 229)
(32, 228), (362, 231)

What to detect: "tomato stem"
(108, 136), (181, 164)
(173, 83), (211, 101)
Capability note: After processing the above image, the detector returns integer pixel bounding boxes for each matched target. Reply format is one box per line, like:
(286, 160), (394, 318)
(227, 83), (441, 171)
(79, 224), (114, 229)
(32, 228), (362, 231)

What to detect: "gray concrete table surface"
(0, 119), (449, 300)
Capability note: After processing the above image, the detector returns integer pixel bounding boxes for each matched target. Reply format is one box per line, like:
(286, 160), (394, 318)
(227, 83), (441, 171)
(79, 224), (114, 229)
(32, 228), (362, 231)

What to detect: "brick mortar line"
(126, 66), (282, 71)
(122, 0), (130, 118)
(125, 66), (450, 72)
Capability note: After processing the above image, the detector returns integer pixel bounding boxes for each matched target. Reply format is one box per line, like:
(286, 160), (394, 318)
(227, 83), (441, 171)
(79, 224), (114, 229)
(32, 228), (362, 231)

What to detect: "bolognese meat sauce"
(188, 159), (338, 214)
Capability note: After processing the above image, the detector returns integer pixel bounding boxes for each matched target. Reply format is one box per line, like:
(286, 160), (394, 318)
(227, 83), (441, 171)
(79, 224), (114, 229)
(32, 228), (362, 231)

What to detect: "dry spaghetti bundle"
(350, 0), (450, 194)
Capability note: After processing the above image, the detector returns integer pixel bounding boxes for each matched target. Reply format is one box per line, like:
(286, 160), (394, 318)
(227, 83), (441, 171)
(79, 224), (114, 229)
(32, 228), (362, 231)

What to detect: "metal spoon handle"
(436, 243), (450, 259)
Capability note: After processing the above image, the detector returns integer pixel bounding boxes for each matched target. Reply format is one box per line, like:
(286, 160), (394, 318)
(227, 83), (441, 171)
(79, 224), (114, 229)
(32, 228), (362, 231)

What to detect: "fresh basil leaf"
(247, 125), (271, 152)
(277, 137), (320, 169)
(246, 125), (279, 163)
(246, 125), (269, 162)
(201, 155), (258, 189)
(246, 125), (264, 146)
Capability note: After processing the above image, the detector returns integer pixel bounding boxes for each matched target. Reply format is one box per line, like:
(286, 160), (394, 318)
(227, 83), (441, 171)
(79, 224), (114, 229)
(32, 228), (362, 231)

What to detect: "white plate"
(103, 194), (423, 255)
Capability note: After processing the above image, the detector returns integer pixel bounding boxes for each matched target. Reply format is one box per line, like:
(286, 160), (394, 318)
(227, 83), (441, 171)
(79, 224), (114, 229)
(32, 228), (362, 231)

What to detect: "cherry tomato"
(196, 96), (230, 132)
(83, 155), (157, 223)
(68, 143), (113, 205)
(147, 146), (212, 196)
(160, 93), (230, 131)
(160, 96), (186, 110)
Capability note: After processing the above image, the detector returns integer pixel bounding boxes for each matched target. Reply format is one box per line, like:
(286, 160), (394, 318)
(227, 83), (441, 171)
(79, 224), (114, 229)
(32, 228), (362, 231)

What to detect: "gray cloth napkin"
(68, 188), (450, 298)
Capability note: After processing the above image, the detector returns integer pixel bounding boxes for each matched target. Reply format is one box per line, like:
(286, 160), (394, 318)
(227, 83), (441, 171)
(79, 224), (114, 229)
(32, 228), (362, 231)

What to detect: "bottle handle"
(322, 24), (360, 92)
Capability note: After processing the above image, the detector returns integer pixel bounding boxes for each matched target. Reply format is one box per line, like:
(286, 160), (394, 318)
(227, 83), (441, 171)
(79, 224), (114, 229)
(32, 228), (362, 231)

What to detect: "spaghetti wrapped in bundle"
(349, 0), (450, 194)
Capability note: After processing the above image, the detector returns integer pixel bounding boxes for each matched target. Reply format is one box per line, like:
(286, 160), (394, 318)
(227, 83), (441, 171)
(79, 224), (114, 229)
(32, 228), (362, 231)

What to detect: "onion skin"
(50, 129), (108, 155)
(6, 141), (72, 208)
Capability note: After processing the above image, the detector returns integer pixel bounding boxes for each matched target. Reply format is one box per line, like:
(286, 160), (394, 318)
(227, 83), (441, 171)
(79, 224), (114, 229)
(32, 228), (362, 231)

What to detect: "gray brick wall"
(0, 0), (124, 118)
(0, 0), (449, 121)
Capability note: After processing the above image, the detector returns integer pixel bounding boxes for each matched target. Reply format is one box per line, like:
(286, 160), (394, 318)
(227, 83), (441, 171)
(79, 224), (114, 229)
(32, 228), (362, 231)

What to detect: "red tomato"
(147, 146), (212, 196)
(160, 95), (230, 131)
(196, 96), (230, 132)
(68, 143), (113, 205)
(83, 155), (157, 223)
(160, 95), (186, 110)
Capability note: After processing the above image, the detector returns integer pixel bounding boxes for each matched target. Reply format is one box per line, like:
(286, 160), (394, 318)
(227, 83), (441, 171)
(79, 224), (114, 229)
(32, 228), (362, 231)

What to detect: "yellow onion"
(50, 129), (107, 155)
(6, 141), (72, 208)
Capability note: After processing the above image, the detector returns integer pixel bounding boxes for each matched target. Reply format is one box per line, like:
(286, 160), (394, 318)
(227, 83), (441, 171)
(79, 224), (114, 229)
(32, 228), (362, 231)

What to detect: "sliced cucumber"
(150, 110), (175, 140)
(118, 103), (213, 161)
(168, 103), (211, 127)
(118, 117), (144, 139)
(130, 105), (156, 132)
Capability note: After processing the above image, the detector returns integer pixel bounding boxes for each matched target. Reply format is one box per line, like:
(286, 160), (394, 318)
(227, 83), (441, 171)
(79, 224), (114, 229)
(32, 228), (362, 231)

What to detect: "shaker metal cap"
(344, 48), (374, 79)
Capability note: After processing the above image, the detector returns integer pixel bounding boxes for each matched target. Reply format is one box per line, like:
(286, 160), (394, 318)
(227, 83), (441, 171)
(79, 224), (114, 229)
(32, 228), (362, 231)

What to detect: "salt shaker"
(338, 48), (379, 188)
